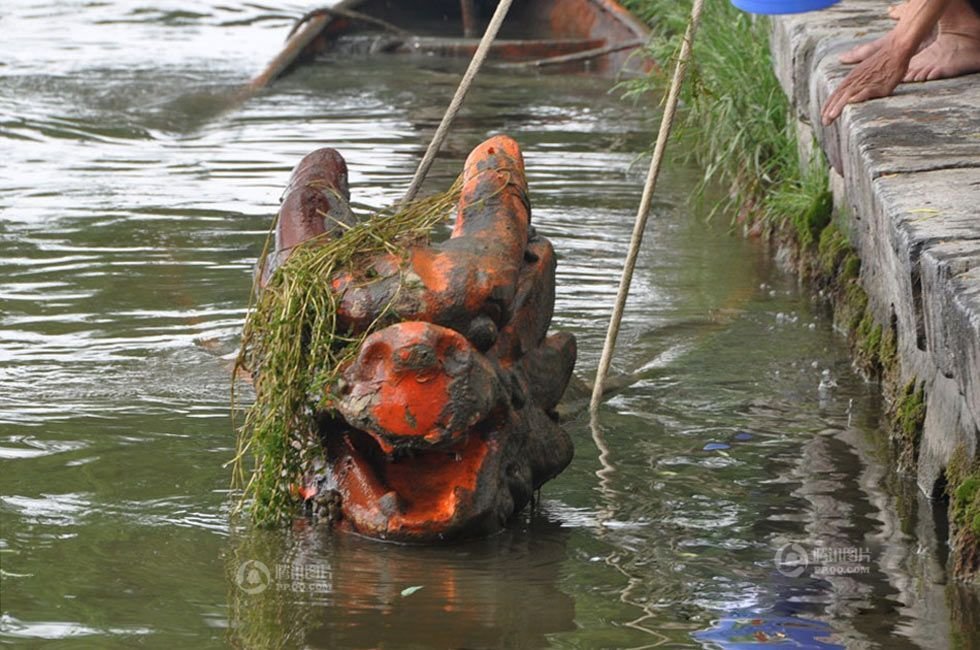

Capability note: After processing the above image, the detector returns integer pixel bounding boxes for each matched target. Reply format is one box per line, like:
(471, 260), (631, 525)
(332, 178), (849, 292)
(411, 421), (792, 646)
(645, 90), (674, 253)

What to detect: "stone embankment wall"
(769, 1), (979, 540)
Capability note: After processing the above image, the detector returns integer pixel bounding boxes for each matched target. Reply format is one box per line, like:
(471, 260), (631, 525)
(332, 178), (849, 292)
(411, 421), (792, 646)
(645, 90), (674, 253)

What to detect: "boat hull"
(301, 0), (651, 75)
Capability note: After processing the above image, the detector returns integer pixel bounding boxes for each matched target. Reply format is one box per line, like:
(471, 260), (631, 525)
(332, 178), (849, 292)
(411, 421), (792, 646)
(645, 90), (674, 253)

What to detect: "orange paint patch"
(409, 249), (453, 295)
(372, 365), (450, 438)
(385, 434), (489, 527)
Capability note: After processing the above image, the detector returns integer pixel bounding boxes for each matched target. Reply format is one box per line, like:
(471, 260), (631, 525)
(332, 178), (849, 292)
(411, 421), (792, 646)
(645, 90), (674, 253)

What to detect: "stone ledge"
(770, 1), (980, 498)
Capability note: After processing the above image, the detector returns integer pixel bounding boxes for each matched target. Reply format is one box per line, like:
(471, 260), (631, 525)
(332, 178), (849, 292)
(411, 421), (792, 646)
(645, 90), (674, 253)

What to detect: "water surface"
(2, 2), (977, 648)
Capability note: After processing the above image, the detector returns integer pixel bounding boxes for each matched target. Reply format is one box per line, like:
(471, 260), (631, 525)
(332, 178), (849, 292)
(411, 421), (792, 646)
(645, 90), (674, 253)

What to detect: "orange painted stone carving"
(267, 135), (575, 542)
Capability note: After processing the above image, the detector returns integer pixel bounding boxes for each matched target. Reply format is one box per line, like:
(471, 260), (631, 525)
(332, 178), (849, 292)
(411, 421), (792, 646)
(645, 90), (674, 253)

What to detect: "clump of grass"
(621, 0), (805, 222)
(768, 156), (832, 248)
(231, 177), (462, 526)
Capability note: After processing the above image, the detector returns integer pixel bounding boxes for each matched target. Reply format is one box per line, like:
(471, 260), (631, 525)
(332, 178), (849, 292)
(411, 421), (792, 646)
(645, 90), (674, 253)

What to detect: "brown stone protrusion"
(260, 147), (356, 286)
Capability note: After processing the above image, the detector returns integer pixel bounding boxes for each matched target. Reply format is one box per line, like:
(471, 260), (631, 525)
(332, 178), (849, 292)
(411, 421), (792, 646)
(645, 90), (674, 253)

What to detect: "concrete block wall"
(768, 0), (980, 496)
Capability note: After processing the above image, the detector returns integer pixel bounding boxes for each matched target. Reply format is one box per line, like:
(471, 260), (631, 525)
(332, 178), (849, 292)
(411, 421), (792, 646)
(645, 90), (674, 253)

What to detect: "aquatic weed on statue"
(230, 175), (463, 526)
(230, 135), (578, 540)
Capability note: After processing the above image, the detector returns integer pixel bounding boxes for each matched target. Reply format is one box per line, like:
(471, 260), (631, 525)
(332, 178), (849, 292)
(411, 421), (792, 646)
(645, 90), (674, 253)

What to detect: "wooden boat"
(249, 0), (651, 90)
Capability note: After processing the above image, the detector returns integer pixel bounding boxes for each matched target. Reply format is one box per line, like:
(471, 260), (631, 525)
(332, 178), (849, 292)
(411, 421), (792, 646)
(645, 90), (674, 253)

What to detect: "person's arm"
(821, 0), (949, 124)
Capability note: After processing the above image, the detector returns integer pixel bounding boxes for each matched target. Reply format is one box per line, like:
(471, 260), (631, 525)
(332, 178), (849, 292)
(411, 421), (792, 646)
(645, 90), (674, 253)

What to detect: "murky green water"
(2, 2), (978, 648)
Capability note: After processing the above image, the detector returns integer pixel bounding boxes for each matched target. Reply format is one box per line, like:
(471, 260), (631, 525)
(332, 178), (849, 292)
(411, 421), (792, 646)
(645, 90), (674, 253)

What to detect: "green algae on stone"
(839, 253), (861, 282)
(954, 476), (980, 536)
(817, 223), (849, 278)
(878, 324), (899, 380)
(792, 184), (833, 249)
(948, 445), (980, 535)
(839, 282), (869, 332)
(947, 445), (980, 582)
(890, 380), (926, 473)
(855, 312), (883, 376)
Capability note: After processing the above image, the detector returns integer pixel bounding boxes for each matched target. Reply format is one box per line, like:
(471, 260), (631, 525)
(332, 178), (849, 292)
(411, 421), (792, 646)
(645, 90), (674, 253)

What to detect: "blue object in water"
(694, 616), (843, 649)
(730, 0), (841, 14)
(703, 442), (731, 451)
(733, 431), (754, 442)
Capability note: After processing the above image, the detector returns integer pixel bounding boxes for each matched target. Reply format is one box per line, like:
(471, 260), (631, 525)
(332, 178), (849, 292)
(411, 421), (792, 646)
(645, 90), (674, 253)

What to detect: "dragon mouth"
(311, 317), (577, 542)
(316, 321), (509, 542)
(325, 423), (497, 540)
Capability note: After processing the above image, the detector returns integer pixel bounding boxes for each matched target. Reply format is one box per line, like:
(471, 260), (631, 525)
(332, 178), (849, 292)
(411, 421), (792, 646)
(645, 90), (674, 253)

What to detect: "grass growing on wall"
(621, 0), (830, 238)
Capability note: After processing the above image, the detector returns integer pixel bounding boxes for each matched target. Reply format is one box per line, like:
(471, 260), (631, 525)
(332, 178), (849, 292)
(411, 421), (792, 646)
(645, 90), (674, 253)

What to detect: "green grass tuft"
(620, 0), (819, 224)
(954, 477), (980, 535)
(231, 178), (463, 525)
(767, 156), (832, 247)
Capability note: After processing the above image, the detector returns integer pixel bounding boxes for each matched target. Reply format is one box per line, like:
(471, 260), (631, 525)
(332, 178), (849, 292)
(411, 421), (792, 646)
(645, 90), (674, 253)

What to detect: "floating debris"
(818, 368), (837, 392)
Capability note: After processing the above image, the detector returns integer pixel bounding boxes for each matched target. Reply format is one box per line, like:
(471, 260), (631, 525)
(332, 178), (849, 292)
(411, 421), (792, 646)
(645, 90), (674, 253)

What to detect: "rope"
(589, 0), (705, 414)
(401, 0), (515, 203)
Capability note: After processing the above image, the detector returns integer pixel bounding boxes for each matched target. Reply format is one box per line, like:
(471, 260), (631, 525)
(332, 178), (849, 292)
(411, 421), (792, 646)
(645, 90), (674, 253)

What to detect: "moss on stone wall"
(890, 380), (926, 473)
(817, 223), (849, 278)
(804, 215), (924, 474)
(856, 313), (883, 375)
(793, 185), (834, 249)
(878, 325), (898, 372)
(838, 281), (869, 332)
(955, 477), (980, 535)
(948, 445), (980, 583)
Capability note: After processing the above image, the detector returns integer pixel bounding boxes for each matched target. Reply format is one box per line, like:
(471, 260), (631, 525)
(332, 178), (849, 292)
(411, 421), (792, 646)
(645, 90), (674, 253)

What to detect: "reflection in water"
(694, 616), (843, 649)
(228, 514), (574, 649)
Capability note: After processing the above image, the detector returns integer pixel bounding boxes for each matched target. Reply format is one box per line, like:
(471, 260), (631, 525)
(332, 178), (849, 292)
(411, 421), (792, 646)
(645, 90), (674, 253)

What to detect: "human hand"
(821, 45), (912, 124)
